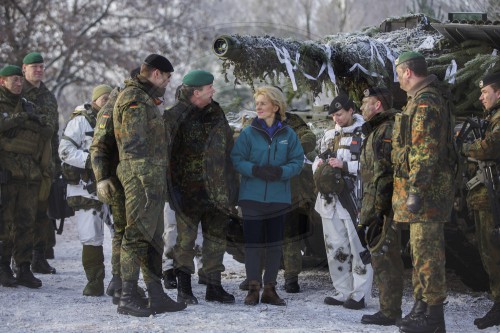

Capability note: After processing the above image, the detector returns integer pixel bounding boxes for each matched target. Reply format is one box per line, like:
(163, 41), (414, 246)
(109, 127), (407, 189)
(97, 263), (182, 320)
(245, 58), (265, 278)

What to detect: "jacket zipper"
(251, 123), (288, 202)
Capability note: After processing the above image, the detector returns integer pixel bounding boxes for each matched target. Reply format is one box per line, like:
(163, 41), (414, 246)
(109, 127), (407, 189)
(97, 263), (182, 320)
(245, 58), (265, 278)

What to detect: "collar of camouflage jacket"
(407, 74), (437, 98)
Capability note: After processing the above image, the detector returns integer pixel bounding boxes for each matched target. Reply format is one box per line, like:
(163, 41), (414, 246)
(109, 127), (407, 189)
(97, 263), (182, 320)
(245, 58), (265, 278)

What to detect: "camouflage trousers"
(33, 199), (56, 253)
(1, 181), (39, 265)
(109, 187), (126, 277)
(371, 224), (404, 319)
(120, 175), (164, 284)
(173, 206), (228, 275)
(473, 209), (500, 302)
(282, 208), (306, 279)
(409, 222), (446, 305)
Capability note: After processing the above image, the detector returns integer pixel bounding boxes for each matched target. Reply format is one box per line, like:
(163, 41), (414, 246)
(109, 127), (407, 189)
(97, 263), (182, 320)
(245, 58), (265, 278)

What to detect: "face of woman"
(255, 94), (279, 124)
(331, 108), (354, 127)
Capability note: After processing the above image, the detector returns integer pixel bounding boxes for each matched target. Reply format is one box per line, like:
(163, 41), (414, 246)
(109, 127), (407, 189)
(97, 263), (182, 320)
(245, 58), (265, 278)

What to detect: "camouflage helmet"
(313, 163), (344, 196)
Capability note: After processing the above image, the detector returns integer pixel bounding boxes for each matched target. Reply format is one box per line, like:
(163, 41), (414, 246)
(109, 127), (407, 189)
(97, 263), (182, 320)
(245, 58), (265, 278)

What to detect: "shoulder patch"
(129, 102), (139, 109)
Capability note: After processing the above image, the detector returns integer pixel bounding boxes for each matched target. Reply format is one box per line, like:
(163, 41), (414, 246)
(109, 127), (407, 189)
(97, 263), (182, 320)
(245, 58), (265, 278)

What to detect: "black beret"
(363, 87), (391, 98)
(143, 54), (174, 73)
(329, 93), (354, 115)
(479, 72), (500, 88)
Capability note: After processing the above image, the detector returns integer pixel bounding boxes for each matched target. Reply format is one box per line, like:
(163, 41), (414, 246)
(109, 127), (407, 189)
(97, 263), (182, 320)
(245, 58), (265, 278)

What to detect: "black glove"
(406, 193), (422, 214)
(356, 224), (368, 248)
(252, 165), (283, 181)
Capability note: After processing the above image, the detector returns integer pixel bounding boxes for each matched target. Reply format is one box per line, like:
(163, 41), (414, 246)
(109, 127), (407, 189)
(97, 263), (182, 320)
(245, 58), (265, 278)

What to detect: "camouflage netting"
(214, 14), (499, 117)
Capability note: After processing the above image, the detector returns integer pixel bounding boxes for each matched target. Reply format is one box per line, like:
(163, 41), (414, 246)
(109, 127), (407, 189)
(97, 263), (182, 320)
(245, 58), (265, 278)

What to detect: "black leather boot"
(16, 263), (42, 288)
(205, 272), (235, 304)
(400, 303), (445, 333)
(113, 281), (147, 306)
(107, 274), (121, 297)
(361, 311), (399, 326)
(176, 269), (198, 305)
(147, 280), (186, 314)
(32, 249), (56, 274)
(475, 302), (500, 330)
(117, 281), (151, 317)
(397, 299), (427, 327)
(162, 269), (177, 289)
(0, 263), (17, 287)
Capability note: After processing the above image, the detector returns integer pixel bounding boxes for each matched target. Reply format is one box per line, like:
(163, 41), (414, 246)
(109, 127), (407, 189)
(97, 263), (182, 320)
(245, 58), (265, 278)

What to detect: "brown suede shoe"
(261, 282), (286, 306)
(244, 280), (261, 306)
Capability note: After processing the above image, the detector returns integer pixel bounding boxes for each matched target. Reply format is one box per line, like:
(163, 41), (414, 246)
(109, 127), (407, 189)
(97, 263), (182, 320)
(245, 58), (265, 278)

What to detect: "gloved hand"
(97, 179), (116, 203)
(406, 192), (422, 214)
(252, 165), (283, 181)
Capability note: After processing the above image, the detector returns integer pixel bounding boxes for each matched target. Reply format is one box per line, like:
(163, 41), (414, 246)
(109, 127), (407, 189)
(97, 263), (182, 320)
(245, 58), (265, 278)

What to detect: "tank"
(216, 13), (500, 291)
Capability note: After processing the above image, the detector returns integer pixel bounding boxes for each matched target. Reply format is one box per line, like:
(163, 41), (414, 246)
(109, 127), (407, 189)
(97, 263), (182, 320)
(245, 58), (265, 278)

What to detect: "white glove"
(97, 179), (116, 203)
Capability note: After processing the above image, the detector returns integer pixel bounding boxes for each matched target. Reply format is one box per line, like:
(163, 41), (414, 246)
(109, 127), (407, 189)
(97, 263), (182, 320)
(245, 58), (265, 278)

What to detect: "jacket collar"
(407, 74), (437, 98)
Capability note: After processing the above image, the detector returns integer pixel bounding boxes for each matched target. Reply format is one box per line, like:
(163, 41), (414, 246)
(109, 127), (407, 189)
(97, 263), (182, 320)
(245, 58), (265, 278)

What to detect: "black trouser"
(242, 204), (286, 285)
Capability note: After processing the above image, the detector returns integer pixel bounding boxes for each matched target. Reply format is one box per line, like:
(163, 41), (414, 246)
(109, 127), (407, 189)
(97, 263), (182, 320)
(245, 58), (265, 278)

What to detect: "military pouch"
(61, 162), (84, 185)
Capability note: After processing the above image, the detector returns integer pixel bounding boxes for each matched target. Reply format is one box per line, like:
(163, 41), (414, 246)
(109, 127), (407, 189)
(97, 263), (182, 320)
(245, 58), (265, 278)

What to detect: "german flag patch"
(102, 114), (110, 118)
(129, 102), (139, 109)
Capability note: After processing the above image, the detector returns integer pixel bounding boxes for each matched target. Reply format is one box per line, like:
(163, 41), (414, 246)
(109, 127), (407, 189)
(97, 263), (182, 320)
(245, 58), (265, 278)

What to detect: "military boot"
(244, 280), (261, 306)
(82, 245), (105, 296)
(261, 282), (286, 306)
(16, 263), (42, 288)
(113, 281), (147, 306)
(397, 299), (428, 327)
(117, 281), (152, 317)
(147, 280), (186, 314)
(284, 276), (300, 293)
(205, 272), (235, 304)
(107, 274), (121, 297)
(198, 269), (207, 285)
(361, 311), (400, 326)
(0, 263), (17, 287)
(176, 269), (198, 305)
(400, 303), (445, 333)
(32, 249), (56, 274)
(162, 269), (177, 289)
(475, 302), (500, 330)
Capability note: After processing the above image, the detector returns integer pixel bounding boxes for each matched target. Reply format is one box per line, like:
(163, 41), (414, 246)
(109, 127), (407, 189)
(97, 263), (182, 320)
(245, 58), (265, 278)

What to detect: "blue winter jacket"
(231, 117), (304, 204)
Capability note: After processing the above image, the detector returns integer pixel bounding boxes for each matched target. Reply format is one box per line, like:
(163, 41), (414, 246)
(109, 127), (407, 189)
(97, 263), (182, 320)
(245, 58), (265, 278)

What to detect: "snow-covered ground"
(0, 220), (497, 333)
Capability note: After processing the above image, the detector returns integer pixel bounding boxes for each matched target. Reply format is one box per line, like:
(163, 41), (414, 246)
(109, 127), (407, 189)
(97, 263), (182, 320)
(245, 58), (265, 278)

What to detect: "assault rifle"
(458, 117), (500, 239)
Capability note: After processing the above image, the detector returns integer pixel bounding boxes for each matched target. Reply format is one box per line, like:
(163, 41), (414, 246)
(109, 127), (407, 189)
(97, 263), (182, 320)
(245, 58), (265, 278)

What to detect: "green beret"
(92, 84), (113, 101)
(23, 52), (44, 64)
(479, 72), (500, 88)
(0, 64), (23, 77)
(182, 70), (214, 87)
(395, 51), (425, 67)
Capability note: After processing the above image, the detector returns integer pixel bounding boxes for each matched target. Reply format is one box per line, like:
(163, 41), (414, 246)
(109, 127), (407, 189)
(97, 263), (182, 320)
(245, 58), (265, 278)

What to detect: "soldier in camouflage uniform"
(281, 112), (317, 293)
(113, 54), (185, 317)
(166, 70), (237, 305)
(21, 52), (59, 274)
(0, 64), (54, 288)
(90, 67), (147, 304)
(461, 71), (500, 330)
(58, 84), (113, 297)
(392, 52), (455, 333)
(357, 87), (403, 326)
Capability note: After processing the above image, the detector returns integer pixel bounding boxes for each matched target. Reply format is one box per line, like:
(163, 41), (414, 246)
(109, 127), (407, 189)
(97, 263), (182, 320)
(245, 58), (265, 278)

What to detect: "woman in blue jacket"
(231, 86), (304, 306)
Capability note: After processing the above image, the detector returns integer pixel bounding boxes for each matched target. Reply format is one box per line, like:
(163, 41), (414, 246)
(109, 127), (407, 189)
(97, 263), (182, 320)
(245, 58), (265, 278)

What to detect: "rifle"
(0, 170), (13, 261)
(459, 117), (500, 240)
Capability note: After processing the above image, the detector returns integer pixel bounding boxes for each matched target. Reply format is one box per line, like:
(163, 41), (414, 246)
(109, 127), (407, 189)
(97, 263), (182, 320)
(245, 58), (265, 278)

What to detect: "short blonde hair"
(254, 86), (287, 121)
